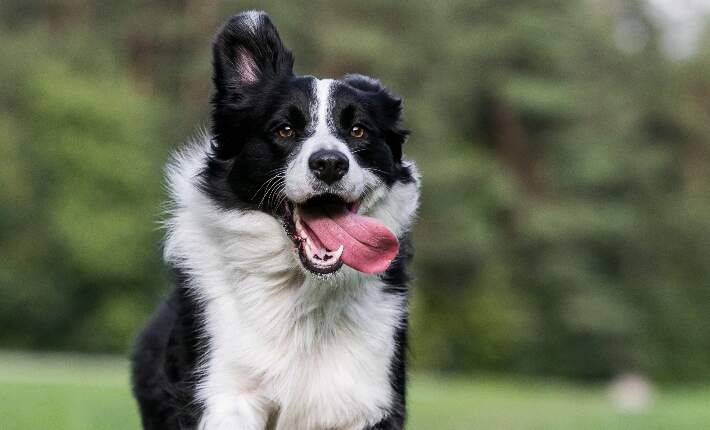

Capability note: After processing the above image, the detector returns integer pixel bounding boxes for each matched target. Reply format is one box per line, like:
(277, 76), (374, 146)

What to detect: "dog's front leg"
(198, 393), (270, 430)
(198, 389), (269, 430)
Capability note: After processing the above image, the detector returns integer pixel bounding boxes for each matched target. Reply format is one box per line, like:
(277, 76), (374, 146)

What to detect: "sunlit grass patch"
(2, 352), (710, 430)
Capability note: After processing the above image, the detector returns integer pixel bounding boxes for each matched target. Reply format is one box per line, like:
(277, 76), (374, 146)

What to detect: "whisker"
(250, 168), (287, 200)
(251, 176), (279, 201)
(254, 173), (286, 203)
(258, 179), (281, 209)
(275, 192), (289, 211)
(259, 176), (286, 209)
(270, 184), (287, 209)
(267, 181), (283, 207)
(365, 167), (389, 175)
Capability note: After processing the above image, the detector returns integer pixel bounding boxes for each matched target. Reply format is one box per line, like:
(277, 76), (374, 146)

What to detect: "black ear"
(212, 11), (294, 94)
(344, 74), (409, 163)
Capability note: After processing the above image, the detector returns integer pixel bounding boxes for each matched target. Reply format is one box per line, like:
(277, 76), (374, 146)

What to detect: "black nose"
(308, 150), (349, 184)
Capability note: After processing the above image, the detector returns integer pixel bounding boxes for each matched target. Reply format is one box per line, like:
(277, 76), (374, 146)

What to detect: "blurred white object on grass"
(608, 373), (656, 414)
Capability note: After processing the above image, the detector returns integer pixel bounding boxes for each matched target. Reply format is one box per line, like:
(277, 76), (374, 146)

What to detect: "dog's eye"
(350, 125), (365, 138)
(277, 125), (294, 139)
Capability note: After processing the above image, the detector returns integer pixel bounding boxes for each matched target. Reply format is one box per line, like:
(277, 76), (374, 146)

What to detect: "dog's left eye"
(277, 125), (294, 139)
(350, 125), (365, 138)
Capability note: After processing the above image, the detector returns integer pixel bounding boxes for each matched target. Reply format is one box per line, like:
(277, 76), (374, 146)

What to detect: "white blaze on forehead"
(284, 77), (368, 203)
(313, 79), (334, 138)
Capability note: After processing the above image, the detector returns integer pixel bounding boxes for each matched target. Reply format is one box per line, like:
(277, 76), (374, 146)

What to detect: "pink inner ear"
(235, 47), (259, 83)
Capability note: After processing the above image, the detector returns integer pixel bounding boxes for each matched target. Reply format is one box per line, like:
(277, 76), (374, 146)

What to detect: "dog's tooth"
(331, 245), (344, 261)
(305, 240), (325, 266)
(304, 240), (316, 260)
(295, 217), (308, 241)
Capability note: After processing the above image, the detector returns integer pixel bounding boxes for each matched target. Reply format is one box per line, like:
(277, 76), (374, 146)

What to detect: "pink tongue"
(299, 203), (399, 273)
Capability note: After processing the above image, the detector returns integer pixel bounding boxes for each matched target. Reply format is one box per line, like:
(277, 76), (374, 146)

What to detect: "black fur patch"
(131, 267), (206, 428)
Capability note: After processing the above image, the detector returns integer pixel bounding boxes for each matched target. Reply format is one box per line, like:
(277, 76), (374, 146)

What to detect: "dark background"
(2, 0), (710, 385)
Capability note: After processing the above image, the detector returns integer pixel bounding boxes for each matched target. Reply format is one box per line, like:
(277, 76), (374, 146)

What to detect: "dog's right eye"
(277, 125), (294, 139)
(350, 125), (365, 138)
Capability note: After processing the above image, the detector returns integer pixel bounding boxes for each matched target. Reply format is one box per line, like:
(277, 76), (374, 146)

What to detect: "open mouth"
(282, 194), (399, 276)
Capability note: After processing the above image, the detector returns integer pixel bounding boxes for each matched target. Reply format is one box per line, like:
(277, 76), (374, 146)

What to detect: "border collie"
(131, 11), (419, 430)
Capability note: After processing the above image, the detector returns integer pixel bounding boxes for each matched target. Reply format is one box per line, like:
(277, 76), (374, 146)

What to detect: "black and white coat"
(132, 11), (420, 430)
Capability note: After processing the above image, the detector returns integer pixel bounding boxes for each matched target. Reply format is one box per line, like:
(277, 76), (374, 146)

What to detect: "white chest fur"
(199, 272), (404, 430)
(173, 212), (404, 429)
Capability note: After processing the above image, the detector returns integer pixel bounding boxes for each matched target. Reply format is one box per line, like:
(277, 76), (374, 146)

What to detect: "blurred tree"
(2, 0), (710, 383)
(0, 29), (173, 351)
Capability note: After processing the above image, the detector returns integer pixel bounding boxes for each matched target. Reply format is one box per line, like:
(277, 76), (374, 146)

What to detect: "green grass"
(1, 352), (710, 429)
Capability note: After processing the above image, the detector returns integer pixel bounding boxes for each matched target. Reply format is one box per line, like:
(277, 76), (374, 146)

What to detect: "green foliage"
(0, 30), (172, 351)
(2, 0), (710, 382)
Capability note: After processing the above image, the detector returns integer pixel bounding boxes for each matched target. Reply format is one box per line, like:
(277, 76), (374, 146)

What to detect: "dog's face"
(204, 11), (415, 276)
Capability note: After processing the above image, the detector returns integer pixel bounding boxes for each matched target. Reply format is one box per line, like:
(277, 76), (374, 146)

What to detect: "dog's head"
(202, 11), (418, 277)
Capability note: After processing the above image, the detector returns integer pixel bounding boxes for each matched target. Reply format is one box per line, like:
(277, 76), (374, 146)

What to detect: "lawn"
(1, 351), (709, 429)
